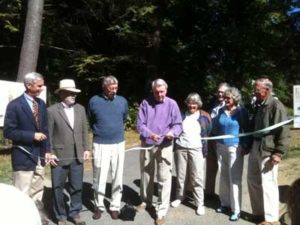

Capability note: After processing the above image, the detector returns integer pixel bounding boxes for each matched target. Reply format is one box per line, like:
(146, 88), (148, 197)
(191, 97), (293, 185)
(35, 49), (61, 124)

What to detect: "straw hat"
(54, 79), (81, 94)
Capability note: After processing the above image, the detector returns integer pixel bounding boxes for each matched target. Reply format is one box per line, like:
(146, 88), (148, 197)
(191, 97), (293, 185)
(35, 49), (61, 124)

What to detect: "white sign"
(0, 80), (47, 127)
(293, 85), (300, 128)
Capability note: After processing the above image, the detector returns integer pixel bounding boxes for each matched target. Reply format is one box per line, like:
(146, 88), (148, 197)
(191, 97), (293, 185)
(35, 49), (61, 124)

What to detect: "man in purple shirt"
(136, 78), (182, 225)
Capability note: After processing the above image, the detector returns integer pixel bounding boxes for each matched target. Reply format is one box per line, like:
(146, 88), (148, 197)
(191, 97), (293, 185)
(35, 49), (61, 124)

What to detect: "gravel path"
(44, 151), (264, 225)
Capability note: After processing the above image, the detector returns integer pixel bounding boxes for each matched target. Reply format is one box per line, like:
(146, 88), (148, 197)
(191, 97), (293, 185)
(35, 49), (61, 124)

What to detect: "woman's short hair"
(224, 87), (241, 105)
(184, 92), (203, 108)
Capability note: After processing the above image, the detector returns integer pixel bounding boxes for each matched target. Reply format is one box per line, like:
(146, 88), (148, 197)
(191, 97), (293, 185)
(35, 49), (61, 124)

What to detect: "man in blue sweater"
(88, 75), (128, 220)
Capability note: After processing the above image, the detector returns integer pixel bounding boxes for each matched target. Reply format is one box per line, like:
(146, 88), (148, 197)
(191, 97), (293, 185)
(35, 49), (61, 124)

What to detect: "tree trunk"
(146, 0), (164, 79)
(17, 0), (44, 82)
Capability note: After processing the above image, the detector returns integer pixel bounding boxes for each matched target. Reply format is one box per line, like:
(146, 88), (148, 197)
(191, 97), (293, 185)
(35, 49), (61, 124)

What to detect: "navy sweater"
(88, 94), (128, 144)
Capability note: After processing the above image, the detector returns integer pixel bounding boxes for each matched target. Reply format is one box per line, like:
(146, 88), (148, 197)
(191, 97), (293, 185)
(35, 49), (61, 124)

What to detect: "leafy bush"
(125, 102), (139, 130)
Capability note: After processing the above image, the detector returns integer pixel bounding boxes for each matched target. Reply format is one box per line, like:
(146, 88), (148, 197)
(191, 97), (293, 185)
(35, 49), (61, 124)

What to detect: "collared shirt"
(61, 102), (74, 129)
(137, 96), (183, 145)
(210, 101), (225, 119)
(24, 92), (36, 112)
(102, 93), (115, 100)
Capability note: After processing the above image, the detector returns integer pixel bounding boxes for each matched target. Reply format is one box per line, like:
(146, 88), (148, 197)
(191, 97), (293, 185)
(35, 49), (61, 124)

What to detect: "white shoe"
(171, 199), (181, 208)
(196, 206), (205, 215)
(135, 202), (147, 212)
(155, 216), (166, 225)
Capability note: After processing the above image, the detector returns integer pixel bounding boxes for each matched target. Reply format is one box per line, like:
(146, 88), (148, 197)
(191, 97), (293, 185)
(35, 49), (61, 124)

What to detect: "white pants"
(174, 145), (205, 207)
(93, 142), (125, 211)
(140, 143), (173, 217)
(247, 140), (279, 222)
(13, 159), (45, 203)
(216, 143), (244, 214)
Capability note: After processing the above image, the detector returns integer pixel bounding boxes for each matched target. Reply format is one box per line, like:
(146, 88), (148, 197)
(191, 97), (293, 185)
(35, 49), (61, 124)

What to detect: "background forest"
(1, 0), (300, 113)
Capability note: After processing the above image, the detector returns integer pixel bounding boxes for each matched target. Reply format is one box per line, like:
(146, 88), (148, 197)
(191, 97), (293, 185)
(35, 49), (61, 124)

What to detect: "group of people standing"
(202, 81), (289, 225)
(3, 72), (289, 225)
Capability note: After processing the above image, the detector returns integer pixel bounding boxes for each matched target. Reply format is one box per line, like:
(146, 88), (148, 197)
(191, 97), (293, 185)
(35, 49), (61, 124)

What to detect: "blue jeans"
(51, 160), (83, 220)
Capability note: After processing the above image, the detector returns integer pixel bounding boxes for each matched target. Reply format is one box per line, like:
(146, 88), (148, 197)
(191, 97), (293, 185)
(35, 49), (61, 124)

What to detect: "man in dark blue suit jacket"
(3, 72), (51, 225)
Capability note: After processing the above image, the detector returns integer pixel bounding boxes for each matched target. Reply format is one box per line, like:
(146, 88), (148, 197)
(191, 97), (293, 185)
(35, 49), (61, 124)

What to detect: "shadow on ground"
(43, 181), (141, 222)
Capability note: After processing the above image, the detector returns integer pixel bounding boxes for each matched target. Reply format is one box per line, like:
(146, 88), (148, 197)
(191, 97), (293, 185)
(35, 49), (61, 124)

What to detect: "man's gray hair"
(151, 78), (168, 90)
(224, 87), (242, 105)
(24, 72), (43, 85)
(218, 82), (230, 90)
(102, 75), (118, 88)
(256, 78), (273, 91)
(185, 92), (203, 108)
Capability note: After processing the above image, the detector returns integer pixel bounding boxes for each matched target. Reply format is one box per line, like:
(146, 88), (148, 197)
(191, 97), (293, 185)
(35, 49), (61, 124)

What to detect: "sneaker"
(170, 199), (181, 208)
(57, 221), (67, 225)
(73, 217), (86, 225)
(135, 202), (147, 212)
(196, 206), (205, 216)
(216, 206), (230, 213)
(155, 216), (166, 225)
(229, 212), (240, 221)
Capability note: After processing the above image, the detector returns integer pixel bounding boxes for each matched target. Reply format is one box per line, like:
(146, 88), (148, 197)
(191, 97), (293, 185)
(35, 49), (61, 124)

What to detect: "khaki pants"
(140, 143), (173, 217)
(93, 142), (125, 211)
(174, 145), (205, 207)
(247, 140), (279, 222)
(13, 160), (45, 203)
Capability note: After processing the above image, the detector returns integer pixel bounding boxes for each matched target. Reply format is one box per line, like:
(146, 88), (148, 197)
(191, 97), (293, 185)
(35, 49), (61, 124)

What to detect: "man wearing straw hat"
(47, 79), (90, 225)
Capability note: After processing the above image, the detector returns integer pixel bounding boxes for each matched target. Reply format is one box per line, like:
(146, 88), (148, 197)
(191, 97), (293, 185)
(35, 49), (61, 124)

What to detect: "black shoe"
(250, 215), (265, 223)
(216, 206), (231, 213)
(92, 208), (102, 220)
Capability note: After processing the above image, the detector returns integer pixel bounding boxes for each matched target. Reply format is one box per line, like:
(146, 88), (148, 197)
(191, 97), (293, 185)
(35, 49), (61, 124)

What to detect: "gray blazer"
(47, 102), (89, 166)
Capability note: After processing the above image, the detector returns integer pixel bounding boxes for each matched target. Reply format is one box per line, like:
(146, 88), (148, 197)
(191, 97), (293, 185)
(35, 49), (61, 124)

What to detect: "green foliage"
(283, 147), (300, 159)
(0, 154), (12, 184)
(0, 0), (299, 107)
(125, 101), (139, 130)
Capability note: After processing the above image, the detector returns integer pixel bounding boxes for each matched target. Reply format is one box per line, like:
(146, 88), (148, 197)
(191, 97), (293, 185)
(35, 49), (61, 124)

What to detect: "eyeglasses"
(254, 88), (267, 93)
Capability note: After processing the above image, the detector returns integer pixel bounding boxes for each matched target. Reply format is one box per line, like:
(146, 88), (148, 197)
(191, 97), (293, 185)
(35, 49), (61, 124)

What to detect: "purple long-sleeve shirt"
(137, 96), (183, 145)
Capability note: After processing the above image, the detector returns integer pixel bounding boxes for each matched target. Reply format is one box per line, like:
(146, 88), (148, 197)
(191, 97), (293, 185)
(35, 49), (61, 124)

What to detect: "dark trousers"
(205, 141), (218, 195)
(51, 160), (83, 221)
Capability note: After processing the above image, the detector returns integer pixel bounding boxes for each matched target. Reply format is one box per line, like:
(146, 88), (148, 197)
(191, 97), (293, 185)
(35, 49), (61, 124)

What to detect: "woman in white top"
(171, 93), (212, 215)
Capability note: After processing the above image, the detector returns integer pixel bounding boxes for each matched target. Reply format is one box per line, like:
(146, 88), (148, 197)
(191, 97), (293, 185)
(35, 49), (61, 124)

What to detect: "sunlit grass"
(0, 154), (12, 184)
